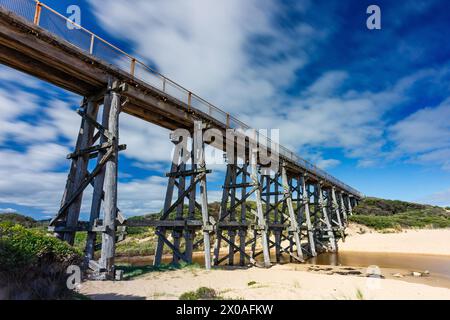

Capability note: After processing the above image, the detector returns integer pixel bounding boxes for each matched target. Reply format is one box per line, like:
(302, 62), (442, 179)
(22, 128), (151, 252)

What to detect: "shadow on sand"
(84, 293), (146, 300)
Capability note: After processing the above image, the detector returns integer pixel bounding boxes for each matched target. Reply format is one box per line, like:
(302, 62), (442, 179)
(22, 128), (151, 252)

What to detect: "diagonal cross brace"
(50, 147), (113, 226)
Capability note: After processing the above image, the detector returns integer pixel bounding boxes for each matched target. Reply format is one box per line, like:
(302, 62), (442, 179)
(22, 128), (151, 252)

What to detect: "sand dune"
(341, 227), (450, 256)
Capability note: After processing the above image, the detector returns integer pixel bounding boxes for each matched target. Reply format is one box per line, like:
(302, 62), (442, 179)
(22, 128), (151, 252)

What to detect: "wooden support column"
(251, 149), (271, 268)
(213, 164), (230, 265)
(154, 135), (182, 266)
(239, 163), (248, 266)
(317, 183), (337, 252)
(339, 192), (348, 225)
(228, 161), (237, 266)
(273, 174), (281, 263)
(194, 121), (212, 270)
(347, 195), (353, 216)
(184, 139), (197, 263)
(99, 88), (121, 278)
(84, 91), (112, 264)
(173, 148), (186, 265)
(281, 164), (304, 261)
(301, 175), (316, 256)
(331, 187), (343, 230)
(59, 98), (98, 244)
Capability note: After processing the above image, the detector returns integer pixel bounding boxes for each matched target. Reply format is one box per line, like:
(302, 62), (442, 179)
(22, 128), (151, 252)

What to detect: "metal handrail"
(0, 0), (363, 197)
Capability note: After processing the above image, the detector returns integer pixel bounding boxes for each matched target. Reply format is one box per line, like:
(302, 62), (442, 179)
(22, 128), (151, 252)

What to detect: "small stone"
(412, 272), (422, 277)
(392, 273), (403, 278)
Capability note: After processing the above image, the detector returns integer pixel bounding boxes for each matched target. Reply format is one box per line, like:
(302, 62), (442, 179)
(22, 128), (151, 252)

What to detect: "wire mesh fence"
(0, 0), (34, 21)
(0, 0), (362, 197)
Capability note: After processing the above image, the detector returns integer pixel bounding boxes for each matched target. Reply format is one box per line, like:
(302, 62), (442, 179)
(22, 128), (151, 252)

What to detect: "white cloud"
(316, 158), (341, 170)
(0, 67), (43, 90)
(305, 71), (348, 97)
(417, 188), (450, 207)
(120, 113), (173, 163)
(88, 0), (315, 116)
(0, 208), (18, 214)
(0, 144), (70, 214)
(44, 99), (81, 145)
(118, 175), (167, 216)
(390, 98), (450, 169)
(87, 0), (450, 174)
(0, 86), (59, 144)
(87, 0), (357, 177)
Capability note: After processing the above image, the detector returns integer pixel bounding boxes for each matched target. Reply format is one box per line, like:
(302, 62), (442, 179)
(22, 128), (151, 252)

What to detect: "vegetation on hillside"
(350, 197), (450, 230)
(0, 213), (47, 228)
(0, 222), (82, 299)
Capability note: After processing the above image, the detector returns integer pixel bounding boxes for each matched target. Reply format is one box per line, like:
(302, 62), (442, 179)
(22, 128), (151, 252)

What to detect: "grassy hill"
(350, 197), (450, 230)
(0, 213), (42, 228)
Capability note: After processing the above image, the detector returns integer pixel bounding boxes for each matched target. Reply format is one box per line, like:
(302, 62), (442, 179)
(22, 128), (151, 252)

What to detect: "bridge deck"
(0, 2), (362, 198)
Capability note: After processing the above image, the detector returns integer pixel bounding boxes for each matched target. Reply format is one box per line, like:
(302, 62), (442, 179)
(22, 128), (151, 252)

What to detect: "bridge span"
(0, 0), (363, 279)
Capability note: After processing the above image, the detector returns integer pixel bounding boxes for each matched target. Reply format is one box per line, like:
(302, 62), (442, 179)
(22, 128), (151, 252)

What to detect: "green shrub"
(179, 290), (199, 300)
(0, 222), (82, 299)
(179, 287), (222, 300)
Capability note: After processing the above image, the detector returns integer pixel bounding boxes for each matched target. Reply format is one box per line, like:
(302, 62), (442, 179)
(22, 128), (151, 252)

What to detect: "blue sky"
(1, 0), (450, 220)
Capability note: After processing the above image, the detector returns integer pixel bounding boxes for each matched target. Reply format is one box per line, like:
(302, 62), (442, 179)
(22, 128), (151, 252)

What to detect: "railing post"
(188, 92), (192, 112)
(33, 1), (42, 26)
(89, 34), (95, 55)
(130, 58), (136, 77)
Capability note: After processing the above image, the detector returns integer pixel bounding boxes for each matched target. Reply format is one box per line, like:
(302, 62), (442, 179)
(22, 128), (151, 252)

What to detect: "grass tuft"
(356, 289), (365, 300)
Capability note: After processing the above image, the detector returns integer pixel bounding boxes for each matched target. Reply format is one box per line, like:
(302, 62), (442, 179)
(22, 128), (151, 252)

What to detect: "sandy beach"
(79, 264), (450, 300)
(341, 227), (450, 256)
(80, 227), (450, 300)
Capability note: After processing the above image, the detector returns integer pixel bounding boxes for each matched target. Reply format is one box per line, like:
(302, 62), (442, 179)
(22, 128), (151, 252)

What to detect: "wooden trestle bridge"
(0, 0), (363, 279)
